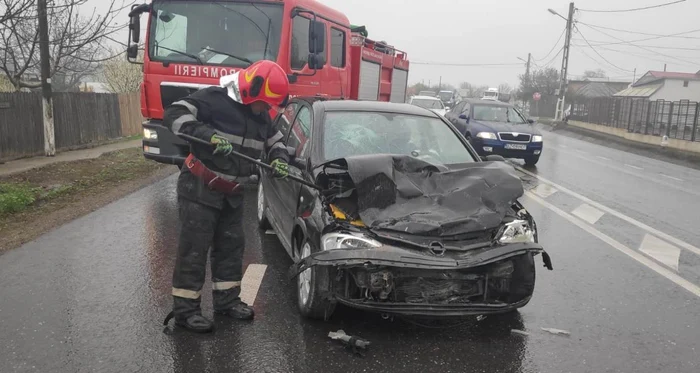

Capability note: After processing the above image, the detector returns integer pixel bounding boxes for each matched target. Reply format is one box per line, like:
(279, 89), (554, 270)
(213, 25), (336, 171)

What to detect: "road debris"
(476, 315), (487, 321)
(541, 327), (571, 336)
(328, 329), (371, 356)
(511, 329), (530, 337)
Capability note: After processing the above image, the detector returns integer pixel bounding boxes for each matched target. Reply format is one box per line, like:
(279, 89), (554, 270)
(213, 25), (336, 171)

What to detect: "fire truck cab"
(127, 0), (410, 166)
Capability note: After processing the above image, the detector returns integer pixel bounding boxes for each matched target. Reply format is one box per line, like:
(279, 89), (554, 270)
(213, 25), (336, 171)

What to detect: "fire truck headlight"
(143, 128), (158, 140)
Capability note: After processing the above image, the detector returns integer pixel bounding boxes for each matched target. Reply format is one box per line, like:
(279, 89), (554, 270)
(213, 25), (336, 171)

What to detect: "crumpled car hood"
(326, 154), (524, 237)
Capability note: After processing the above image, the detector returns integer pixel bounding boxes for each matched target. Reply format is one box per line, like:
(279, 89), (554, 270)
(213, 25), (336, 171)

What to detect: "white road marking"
(533, 183), (558, 199)
(571, 203), (605, 225)
(524, 192), (700, 298)
(624, 164), (643, 170)
(596, 155), (611, 161)
(239, 264), (267, 306)
(516, 166), (700, 258)
(660, 174), (684, 182)
(639, 234), (681, 272)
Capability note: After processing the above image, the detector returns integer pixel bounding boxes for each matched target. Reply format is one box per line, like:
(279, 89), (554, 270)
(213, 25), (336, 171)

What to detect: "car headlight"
(322, 233), (382, 250)
(143, 128), (158, 140)
(496, 220), (535, 244)
(476, 132), (497, 140)
(531, 135), (543, 143)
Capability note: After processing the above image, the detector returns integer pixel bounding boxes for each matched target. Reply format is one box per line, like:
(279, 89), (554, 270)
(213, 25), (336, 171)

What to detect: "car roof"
(307, 99), (440, 117)
(411, 95), (441, 100)
(460, 98), (513, 107)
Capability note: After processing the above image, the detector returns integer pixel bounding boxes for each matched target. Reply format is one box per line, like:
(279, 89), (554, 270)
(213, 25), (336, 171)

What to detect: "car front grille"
(498, 132), (532, 142)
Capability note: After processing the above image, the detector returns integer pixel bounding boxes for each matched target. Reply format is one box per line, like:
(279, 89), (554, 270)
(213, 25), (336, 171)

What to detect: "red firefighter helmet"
(236, 60), (289, 107)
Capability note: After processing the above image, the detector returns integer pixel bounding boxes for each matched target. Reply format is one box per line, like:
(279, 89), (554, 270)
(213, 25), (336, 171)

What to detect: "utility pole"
(438, 76), (442, 90)
(38, 0), (55, 156)
(526, 53), (532, 80)
(556, 2), (575, 121)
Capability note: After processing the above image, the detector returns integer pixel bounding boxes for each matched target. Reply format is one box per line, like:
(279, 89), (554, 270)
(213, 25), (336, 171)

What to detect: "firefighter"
(162, 60), (290, 333)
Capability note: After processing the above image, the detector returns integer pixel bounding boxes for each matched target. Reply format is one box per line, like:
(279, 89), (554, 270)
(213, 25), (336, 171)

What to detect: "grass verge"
(0, 147), (176, 251)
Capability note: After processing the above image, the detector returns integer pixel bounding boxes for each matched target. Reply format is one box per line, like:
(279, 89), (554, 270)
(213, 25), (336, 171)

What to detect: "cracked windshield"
(1, 0), (699, 372)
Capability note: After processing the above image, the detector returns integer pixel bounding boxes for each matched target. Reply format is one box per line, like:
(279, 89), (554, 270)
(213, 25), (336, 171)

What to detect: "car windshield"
(472, 105), (527, 124)
(484, 91), (498, 98)
(148, 1), (283, 66)
(323, 112), (476, 165)
(438, 92), (452, 101)
(411, 99), (444, 109)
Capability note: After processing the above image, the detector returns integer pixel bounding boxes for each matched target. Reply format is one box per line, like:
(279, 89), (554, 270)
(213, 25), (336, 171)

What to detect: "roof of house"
(633, 70), (700, 86)
(613, 84), (662, 98)
(574, 82), (625, 98)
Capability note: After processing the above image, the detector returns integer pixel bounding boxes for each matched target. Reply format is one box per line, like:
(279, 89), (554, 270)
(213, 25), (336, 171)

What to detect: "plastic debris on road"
(328, 329), (371, 356)
(511, 329), (530, 336)
(541, 327), (571, 336)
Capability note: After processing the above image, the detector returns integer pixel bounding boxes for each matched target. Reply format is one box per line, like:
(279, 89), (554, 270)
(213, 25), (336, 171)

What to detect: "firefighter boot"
(215, 300), (255, 320)
(174, 314), (214, 333)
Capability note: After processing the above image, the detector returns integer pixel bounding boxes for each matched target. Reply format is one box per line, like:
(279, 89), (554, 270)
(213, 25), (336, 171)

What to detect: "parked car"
(408, 95), (447, 116)
(445, 99), (543, 165)
(258, 98), (552, 320)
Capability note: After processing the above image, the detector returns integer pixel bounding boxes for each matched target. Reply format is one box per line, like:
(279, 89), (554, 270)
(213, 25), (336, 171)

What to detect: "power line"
(578, 0), (686, 13)
(574, 27), (634, 73)
(577, 22), (700, 66)
(572, 39), (700, 51)
(576, 21), (700, 40)
(535, 46), (564, 69)
(411, 61), (522, 67)
(573, 43), (698, 66)
(534, 27), (566, 62)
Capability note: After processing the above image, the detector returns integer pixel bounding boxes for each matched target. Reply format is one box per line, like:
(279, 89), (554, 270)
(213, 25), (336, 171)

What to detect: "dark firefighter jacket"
(163, 86), (289, 208)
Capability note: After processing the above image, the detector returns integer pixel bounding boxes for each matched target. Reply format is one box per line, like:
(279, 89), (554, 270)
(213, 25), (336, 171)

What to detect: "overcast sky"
(102, 0), (700, 88)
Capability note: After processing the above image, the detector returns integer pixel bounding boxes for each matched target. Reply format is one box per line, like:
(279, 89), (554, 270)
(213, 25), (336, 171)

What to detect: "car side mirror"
(481, 155), (506, 162)
(527, 119), (535, 124)
(458, 114), (467, 119)
(308, 20), (326, 54)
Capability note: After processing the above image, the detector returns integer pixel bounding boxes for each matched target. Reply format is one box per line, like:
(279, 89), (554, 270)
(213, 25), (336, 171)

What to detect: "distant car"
(409, 95), (447, 116)
(445, 99), (543, 165)
(258, 98), (552, 320)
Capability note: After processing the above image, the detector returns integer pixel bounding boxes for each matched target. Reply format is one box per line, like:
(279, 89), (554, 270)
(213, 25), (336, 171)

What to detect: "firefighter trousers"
(171, 196), (245, 319)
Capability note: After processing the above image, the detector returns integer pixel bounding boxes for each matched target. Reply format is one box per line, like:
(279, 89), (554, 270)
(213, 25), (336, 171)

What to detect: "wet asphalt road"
(1, 127), (700, 373)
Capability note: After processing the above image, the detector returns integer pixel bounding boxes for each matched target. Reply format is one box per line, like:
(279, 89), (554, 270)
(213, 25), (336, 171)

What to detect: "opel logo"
(513, 132), (520, 136)
(428, 241), (446, 256)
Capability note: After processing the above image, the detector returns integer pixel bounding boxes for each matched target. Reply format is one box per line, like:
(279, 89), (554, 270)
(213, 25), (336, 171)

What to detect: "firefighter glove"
(210, 134), (233, 156)
(271, 159), (289, 179)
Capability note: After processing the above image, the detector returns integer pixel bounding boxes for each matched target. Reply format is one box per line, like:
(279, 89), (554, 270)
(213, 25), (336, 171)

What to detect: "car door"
(264, 102), (299, 239)
(453, 103), (471, 136)
(447, 101), (466, 132)
(277, 103), (313, 242)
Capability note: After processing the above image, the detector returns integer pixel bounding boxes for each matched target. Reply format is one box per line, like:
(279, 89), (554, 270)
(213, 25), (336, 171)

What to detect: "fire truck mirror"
(127, 44), (139, 60)
(130, 16), (141, 43)
(307, 53), (325, 70)
(308, 21), (326, 54)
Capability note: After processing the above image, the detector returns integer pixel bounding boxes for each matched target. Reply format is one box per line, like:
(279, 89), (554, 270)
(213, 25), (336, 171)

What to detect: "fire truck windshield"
(148, 1), (283, 67)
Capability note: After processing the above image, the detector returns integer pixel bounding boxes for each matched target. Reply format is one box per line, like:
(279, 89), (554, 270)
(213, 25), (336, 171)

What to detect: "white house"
(614, 70), (700, 102)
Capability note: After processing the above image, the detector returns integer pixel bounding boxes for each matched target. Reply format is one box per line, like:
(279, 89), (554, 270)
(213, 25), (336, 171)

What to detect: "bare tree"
(583, 69), (608, 79)
(0, 0), (133, 91)
(100, 49), (142, 93)
(498, 83), (513, 94)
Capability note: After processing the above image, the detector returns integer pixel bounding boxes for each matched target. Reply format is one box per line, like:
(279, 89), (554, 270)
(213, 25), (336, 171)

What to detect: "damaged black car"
(258, 98), (552, 320)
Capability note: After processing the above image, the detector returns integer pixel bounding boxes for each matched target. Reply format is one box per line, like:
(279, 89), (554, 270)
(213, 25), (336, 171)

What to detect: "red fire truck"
(127, 0), (410, 166)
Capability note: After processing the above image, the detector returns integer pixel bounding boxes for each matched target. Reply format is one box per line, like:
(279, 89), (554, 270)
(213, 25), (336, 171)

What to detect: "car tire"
(296, 238), (337, 320)
(524, 155), (540, 166)
(257, 181), (270, 229)
(507, 253), (536, 304)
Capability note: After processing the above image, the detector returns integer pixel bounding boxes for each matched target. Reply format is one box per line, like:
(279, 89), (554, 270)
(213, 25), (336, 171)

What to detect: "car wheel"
(257, 181), (270, 229)
(507, 253), (536, 304)
(296, 238), (337, 320)
(524, 155), (540, 166)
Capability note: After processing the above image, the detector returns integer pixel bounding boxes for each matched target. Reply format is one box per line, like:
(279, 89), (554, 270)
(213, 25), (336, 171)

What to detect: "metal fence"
(0, 92), (142, 162)
(569, 97), (700, 142)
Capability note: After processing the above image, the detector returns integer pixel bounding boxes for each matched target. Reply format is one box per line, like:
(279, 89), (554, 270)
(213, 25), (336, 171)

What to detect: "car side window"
(286, 106), (312, 158)
(451, 102), (465, 114)
(275, 103), (299, 139)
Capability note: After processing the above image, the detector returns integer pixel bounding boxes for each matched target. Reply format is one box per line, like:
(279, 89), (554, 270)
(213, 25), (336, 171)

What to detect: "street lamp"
(547, 8), (568, 21)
